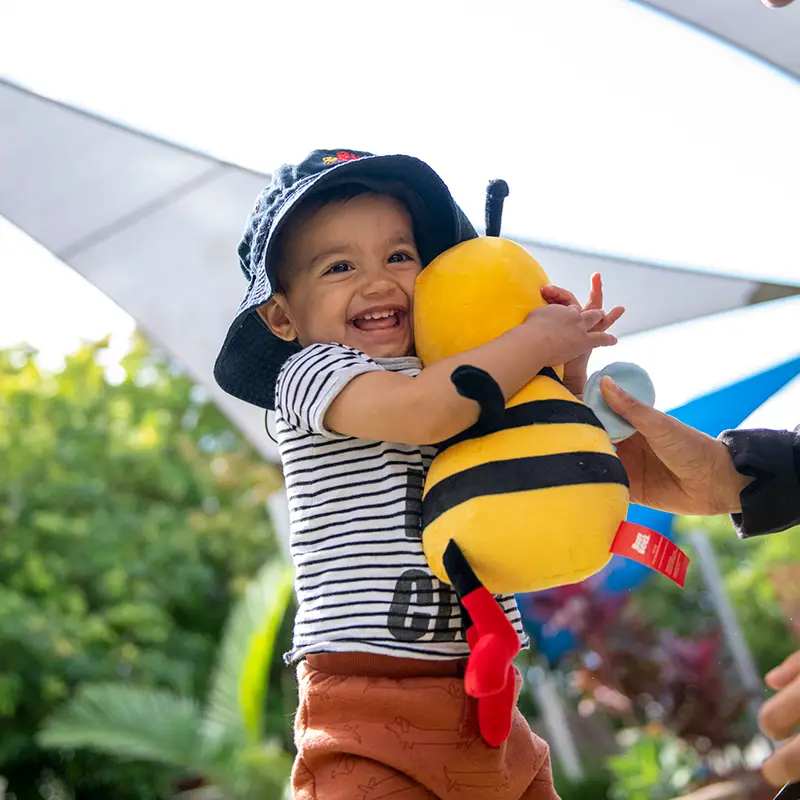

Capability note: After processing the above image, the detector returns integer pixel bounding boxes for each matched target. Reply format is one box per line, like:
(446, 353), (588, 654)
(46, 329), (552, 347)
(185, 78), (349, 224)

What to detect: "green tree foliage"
(631, 515), (800, 677)
(38, 560), (296, 800)
(0, 337), (287, 798)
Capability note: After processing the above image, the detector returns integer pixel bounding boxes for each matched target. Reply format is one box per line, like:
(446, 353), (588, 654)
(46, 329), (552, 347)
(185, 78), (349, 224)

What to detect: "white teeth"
(360, 310), (396, 320)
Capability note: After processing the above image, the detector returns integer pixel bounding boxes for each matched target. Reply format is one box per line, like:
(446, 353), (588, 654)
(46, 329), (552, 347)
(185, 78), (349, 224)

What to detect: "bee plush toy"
(414, 180), (685, 746)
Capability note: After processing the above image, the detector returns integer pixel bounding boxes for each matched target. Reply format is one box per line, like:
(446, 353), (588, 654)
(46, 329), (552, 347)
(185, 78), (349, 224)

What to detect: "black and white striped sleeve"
(275, 343), (383, 436)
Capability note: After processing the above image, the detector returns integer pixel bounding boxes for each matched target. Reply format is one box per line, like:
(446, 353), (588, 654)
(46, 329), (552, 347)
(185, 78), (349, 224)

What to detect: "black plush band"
(423, 452), (629, 529)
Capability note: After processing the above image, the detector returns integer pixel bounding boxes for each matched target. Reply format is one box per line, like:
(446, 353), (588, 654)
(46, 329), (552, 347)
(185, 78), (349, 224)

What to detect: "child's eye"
(388, 251), (415, 264)
(326, 262), (352, 275)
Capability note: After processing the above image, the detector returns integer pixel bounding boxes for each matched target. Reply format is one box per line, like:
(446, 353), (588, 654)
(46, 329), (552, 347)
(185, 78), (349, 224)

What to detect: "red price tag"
(610, 522), (690, 588)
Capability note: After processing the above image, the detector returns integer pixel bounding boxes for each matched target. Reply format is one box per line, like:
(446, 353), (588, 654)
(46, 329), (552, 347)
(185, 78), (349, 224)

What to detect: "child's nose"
(362, 270), (398, 296)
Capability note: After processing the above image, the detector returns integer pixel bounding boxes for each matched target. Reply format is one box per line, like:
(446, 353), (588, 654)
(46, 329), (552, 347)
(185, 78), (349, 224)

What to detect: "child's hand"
(523, 303), (617, 372)
(540, 273), (624, 399)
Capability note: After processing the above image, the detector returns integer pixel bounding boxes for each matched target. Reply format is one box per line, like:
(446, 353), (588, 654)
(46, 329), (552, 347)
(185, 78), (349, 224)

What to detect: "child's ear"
(257, 297), (297, 342)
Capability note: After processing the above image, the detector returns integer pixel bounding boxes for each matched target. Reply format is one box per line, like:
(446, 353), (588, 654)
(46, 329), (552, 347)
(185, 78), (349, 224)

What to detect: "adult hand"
(760, 651), (800, 786)
(599, 377), (751, 516)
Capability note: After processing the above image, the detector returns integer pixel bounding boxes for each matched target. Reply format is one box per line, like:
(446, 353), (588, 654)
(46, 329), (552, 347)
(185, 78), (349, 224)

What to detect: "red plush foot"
(462, 588), (520, 698)
(477, 665), (517, 747)
(465, 633), (518, 697)
(462, 587), (519, 642)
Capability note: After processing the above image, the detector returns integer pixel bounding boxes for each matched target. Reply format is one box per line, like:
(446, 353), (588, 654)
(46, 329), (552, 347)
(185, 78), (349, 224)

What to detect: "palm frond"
(238, 743), (294, 797)
(178, 731), (292, 800)
(38, 683), (204, 770)
(205, 560), (294, 743)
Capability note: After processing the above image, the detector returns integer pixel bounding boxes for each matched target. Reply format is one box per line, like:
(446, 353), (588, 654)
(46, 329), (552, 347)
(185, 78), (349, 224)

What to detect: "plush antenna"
(485, 179), (510, 238)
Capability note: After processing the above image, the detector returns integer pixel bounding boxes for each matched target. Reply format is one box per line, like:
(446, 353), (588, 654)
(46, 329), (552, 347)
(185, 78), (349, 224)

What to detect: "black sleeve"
(718, 426), (800, 538)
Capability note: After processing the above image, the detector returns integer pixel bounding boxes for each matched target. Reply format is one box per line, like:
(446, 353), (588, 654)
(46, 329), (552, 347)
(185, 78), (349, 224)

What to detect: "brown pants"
(292, 652), (560, 800)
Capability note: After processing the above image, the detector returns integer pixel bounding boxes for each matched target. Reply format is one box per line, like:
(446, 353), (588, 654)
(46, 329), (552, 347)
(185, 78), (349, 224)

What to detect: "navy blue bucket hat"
(213, 148), (477, 410)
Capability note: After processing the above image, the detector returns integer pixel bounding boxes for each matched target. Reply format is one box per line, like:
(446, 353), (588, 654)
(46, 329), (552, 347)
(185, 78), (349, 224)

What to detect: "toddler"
(214, 149), (621, 799)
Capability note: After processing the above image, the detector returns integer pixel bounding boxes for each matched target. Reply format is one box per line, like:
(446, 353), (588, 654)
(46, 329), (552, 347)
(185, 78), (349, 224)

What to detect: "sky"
(1, 0), (799, 430)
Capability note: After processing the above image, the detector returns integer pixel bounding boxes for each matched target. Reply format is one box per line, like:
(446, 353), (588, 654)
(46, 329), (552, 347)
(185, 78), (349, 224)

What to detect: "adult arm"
(600, 378), (800, 535)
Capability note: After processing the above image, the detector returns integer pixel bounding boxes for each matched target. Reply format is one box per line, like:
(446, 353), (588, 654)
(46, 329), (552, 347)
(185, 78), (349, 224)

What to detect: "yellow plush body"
(415, 238), (629, 595)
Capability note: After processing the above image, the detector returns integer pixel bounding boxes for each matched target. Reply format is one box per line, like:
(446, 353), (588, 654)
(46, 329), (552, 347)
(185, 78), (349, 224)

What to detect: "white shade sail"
(590, 293), (800, 430)
(641, 0), (800, 80)
(1, 75), (797, 461)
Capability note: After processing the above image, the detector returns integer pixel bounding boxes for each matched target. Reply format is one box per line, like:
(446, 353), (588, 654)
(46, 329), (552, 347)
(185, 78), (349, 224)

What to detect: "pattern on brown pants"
(292, 656), (560, 799)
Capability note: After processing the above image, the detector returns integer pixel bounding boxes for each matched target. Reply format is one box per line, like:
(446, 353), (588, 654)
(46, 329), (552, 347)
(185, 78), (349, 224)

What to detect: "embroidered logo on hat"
(321, 151), (362, 165)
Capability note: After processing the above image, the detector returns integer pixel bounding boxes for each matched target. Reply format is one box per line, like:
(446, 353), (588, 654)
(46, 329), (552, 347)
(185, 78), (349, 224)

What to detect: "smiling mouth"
(350, 308), (406, 331)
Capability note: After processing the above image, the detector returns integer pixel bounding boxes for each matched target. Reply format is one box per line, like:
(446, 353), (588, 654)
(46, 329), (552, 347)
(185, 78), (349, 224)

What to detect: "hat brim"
(214, 154), (476, 411)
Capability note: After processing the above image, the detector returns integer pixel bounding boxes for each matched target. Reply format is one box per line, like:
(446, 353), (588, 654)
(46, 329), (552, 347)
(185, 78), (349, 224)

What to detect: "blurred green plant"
(551, 762), (612, 800)
(607, 727), (699, 800)
(0, 337), (291, 798)
(38, 561), (295, 800)
(632, 515), (800, 676)
(562, 513), (800, 798)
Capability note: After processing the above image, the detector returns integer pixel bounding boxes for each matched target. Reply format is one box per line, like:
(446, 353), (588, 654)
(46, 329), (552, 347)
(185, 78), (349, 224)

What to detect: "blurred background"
(1, 1), (799, 798)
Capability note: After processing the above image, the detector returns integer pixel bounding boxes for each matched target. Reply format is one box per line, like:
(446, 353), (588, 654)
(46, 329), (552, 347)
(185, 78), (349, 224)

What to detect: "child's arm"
(325, 304), (615, 445)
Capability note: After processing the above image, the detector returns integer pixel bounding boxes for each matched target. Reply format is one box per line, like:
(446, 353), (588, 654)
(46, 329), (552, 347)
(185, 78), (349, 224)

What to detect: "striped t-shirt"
(275, 342), (527, 664)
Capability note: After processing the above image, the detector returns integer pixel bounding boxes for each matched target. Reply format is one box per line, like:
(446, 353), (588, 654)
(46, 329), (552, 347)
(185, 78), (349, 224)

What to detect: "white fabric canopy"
(591, 294), (800, 425)
(641, 0), (800, 80)
(1, 78), (797, 461)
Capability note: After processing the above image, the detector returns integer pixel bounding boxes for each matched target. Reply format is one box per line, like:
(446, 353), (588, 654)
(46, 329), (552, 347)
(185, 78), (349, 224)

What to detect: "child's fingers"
(542, 285), (581, 308)
(585, 273), (603, 311)
(580, 309), (605, 329)
(588, 331), (618, 348)
(592, 305), (625, 332)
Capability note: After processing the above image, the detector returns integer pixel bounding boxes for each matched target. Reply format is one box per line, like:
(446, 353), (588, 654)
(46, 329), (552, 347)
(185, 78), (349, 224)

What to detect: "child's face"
(260, 194), (421, 359)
